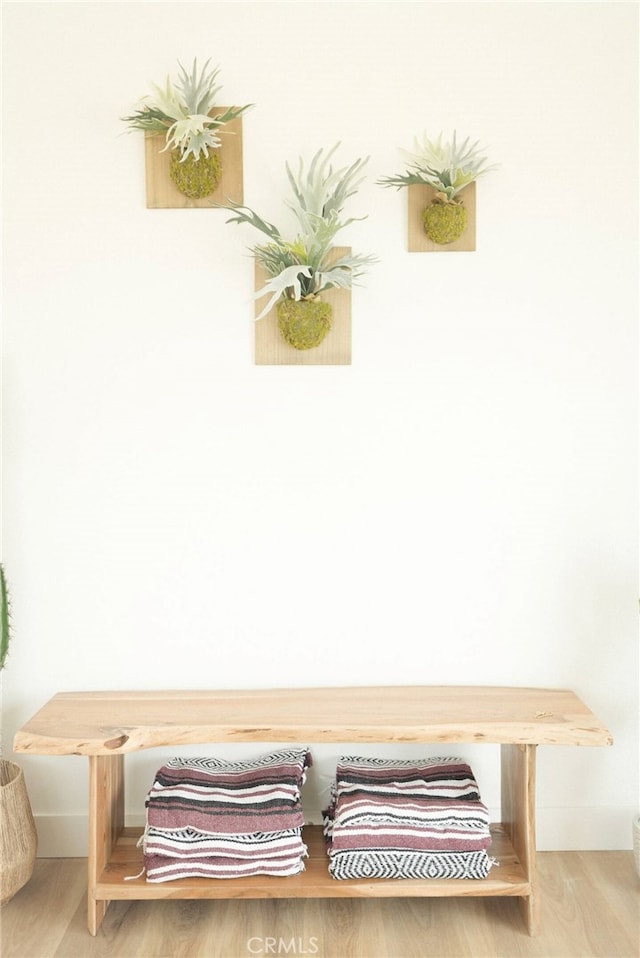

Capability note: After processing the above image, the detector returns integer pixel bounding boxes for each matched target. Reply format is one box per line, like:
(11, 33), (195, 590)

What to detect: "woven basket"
(0, 759), (37, 905)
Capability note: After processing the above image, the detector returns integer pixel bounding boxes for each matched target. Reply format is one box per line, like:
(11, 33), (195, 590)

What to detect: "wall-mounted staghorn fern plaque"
(254, 247), (352, 366)
(408, 182), (476, 252)
(144, 112), (245, 209)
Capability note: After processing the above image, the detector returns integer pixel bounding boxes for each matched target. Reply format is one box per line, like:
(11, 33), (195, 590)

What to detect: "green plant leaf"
(120, 106), (173, 133)
(175, 58), (222, 115)
(222, 202), (283, 243)
(316, 252), (379, 294)
(255, 265), (313, 321)
(218, 145), (376, 318)
(0, 564), (11, 671)
(379, 130), (497, 197)
(285, 145), (369, 225)
(122, 59), (251, 160)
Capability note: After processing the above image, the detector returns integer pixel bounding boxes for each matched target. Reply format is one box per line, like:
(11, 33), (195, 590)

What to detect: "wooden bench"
(13, 686), (612, 937)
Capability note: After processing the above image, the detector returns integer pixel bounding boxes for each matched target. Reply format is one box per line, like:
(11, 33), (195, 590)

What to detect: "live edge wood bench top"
(13, 685), (612, 756)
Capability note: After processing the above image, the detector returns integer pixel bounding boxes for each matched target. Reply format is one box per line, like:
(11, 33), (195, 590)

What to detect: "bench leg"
(501, 743), (539, 936)
(88, 754), (124, 935)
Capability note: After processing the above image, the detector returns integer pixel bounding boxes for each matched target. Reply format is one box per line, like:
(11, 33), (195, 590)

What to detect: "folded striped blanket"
(144, 826), (308, 882)
(145, 850), (307, 882)
(334, 756), (482, 801)
(142, 749), (311, 881)
(327, 848), (495, 881)
(328, 796), (492, 852)
(144, 825), (307, 860)
(145, 749), (311, 833)
(323, 755), (495, 881)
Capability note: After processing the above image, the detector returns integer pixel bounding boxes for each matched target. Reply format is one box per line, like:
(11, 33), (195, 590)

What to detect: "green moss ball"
(423, 201), (468, 245)
(169, 150), (222, 199)
(277, 298), (332, 350)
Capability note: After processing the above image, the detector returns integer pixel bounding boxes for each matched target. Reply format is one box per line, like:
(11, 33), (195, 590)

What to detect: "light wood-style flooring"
(2, 852), (638, 958)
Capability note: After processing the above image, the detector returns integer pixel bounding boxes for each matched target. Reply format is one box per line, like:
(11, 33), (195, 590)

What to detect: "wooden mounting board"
(254, 247), (352, 366)
(143, 111), (244, 208)
(408, 182), (476, 252)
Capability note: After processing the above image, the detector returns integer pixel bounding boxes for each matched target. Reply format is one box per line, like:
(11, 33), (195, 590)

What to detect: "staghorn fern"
(379, 130), (496, 200)
(122, 58), (252, 162)
(221, 145), (377, 320)
(285, 144), (369, 227)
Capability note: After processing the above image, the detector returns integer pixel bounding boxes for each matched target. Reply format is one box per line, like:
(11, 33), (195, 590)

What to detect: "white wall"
(1, 0), (637, 854)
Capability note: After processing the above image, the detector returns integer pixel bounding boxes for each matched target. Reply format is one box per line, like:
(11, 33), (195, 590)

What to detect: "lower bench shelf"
(97, 824), (530, 902)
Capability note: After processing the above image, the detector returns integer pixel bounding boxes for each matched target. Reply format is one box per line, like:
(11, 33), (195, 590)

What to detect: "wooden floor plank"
(1, 853), (637, 958)
(0, 860), (86, 958)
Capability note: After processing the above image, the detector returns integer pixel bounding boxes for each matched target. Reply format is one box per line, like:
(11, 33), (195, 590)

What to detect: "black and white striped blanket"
(323, 755), (496, 881)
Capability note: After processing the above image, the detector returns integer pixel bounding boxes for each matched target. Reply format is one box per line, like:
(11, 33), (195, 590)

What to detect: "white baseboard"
(535, 806), (637, 851)
(33, 808), (637, 858)
(34, 814), (90, 858)
(34, 814), (145, 857)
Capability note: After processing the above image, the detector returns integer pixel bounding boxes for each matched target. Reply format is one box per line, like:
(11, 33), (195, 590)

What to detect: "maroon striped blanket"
(142, 749), (311, 881)
(334, 755), (483, 801)
(145, 749), (311, 833)
(328, 796), (492, 852)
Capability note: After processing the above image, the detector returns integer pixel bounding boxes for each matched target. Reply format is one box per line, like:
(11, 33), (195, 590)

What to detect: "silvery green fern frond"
(122, 58), (252, 161)
(220, 145), (377, 319)
(314, 252), (378, 299)
(174, 59), (222, 116)
(379, 130), (496, 199)
(285, 145), (369, 223)
(254, 265), (314, 321)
